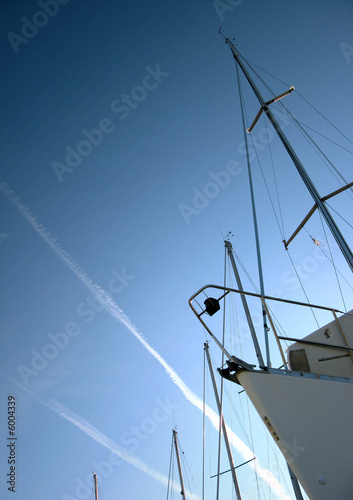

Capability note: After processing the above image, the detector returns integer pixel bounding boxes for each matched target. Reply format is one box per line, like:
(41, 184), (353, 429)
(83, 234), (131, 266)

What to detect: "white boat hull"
(236, 369), (353, 499)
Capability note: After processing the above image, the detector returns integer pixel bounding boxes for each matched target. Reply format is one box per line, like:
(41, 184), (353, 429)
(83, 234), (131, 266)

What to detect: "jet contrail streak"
(3, 376), (199, 499)
(46, 399), (201, 500)
(1, 180), (292, 500)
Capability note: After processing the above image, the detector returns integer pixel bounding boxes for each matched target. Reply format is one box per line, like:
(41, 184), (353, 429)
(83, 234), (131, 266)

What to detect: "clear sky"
(1, 1), (353, 499)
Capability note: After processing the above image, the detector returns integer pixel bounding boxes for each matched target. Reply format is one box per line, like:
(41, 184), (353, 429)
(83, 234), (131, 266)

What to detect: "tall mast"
(222, 35), (353, 273)
(93, 473), (98, 500)
(234, 59), (271, 366)
(173, 429), (186, 500)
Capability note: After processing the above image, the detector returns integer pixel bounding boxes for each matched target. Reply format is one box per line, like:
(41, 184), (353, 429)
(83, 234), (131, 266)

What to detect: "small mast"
(173, 429), (186, 500)
(225, 240), (265, 367)
(204, 342), (242, 499)
(93, 472), (98, 500)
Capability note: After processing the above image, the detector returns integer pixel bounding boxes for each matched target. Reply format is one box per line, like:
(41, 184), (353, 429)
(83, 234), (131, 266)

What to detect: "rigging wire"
(241, 55), (353, 150)
(208, 272), (298, 499)
(205, 360), (216, 500)
(178, 436), (198, 498)
(266, 99), (353, 314)
(247, 117), (286, 241)
(234, 58), (321, 357)
(229, 245), (290, 359)
(236, 59), (272, 365)
(266, 435), (292, 499)
(317, 211), (347, 312)
(326, 201), (353, 230)
(207, 345), (264, 498)
(244, 390), (262, 499)
(205, 290), (264, 499)
(295, 91), (353, 148)
(286, 249), (320, 328)
(240, 54), (353, 205)
(235, 54), (353, 329)
(272, 103), (353, 198)
(300, 222), (353, 294)
(285, 115), (353, 158)
(209, 346), (252, 451)
(226, 260), (245, 361)
(245, 63), (353, 211)
(205, 271), (295, 499)
(265, 113), (286, 237)
(215, 245), (228, 499)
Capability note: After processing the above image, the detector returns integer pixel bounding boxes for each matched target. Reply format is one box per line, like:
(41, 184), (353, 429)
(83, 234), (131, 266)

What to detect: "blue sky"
(1, 1), (353, 499)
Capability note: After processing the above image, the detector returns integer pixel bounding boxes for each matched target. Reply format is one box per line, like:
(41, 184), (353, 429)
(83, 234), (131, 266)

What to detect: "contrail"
(3, 376), (199, 499)
(1, 180), (292, 500)
(46, 399), (201, 500)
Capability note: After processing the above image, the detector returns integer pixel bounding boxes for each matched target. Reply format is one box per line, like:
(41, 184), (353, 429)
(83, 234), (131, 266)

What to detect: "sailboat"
(189, 33), (353, 499)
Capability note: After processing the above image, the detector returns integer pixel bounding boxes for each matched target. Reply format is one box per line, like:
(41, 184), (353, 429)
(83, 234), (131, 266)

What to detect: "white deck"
(287, 310), (353, 378)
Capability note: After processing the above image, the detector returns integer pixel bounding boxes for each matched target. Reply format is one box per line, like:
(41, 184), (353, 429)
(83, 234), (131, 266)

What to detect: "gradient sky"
(1, 1), (353, 499)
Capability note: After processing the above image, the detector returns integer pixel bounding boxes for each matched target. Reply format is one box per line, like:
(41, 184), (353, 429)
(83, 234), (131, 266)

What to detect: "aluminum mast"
(225, 239), (265, 367)
(93, 473), (98, 500)
(222, 33), (353, 272)
(173, 429), (186, 500)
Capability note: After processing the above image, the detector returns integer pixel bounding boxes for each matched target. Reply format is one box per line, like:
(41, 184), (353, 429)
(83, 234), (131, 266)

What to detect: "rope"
(265, 114), (286, 237)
